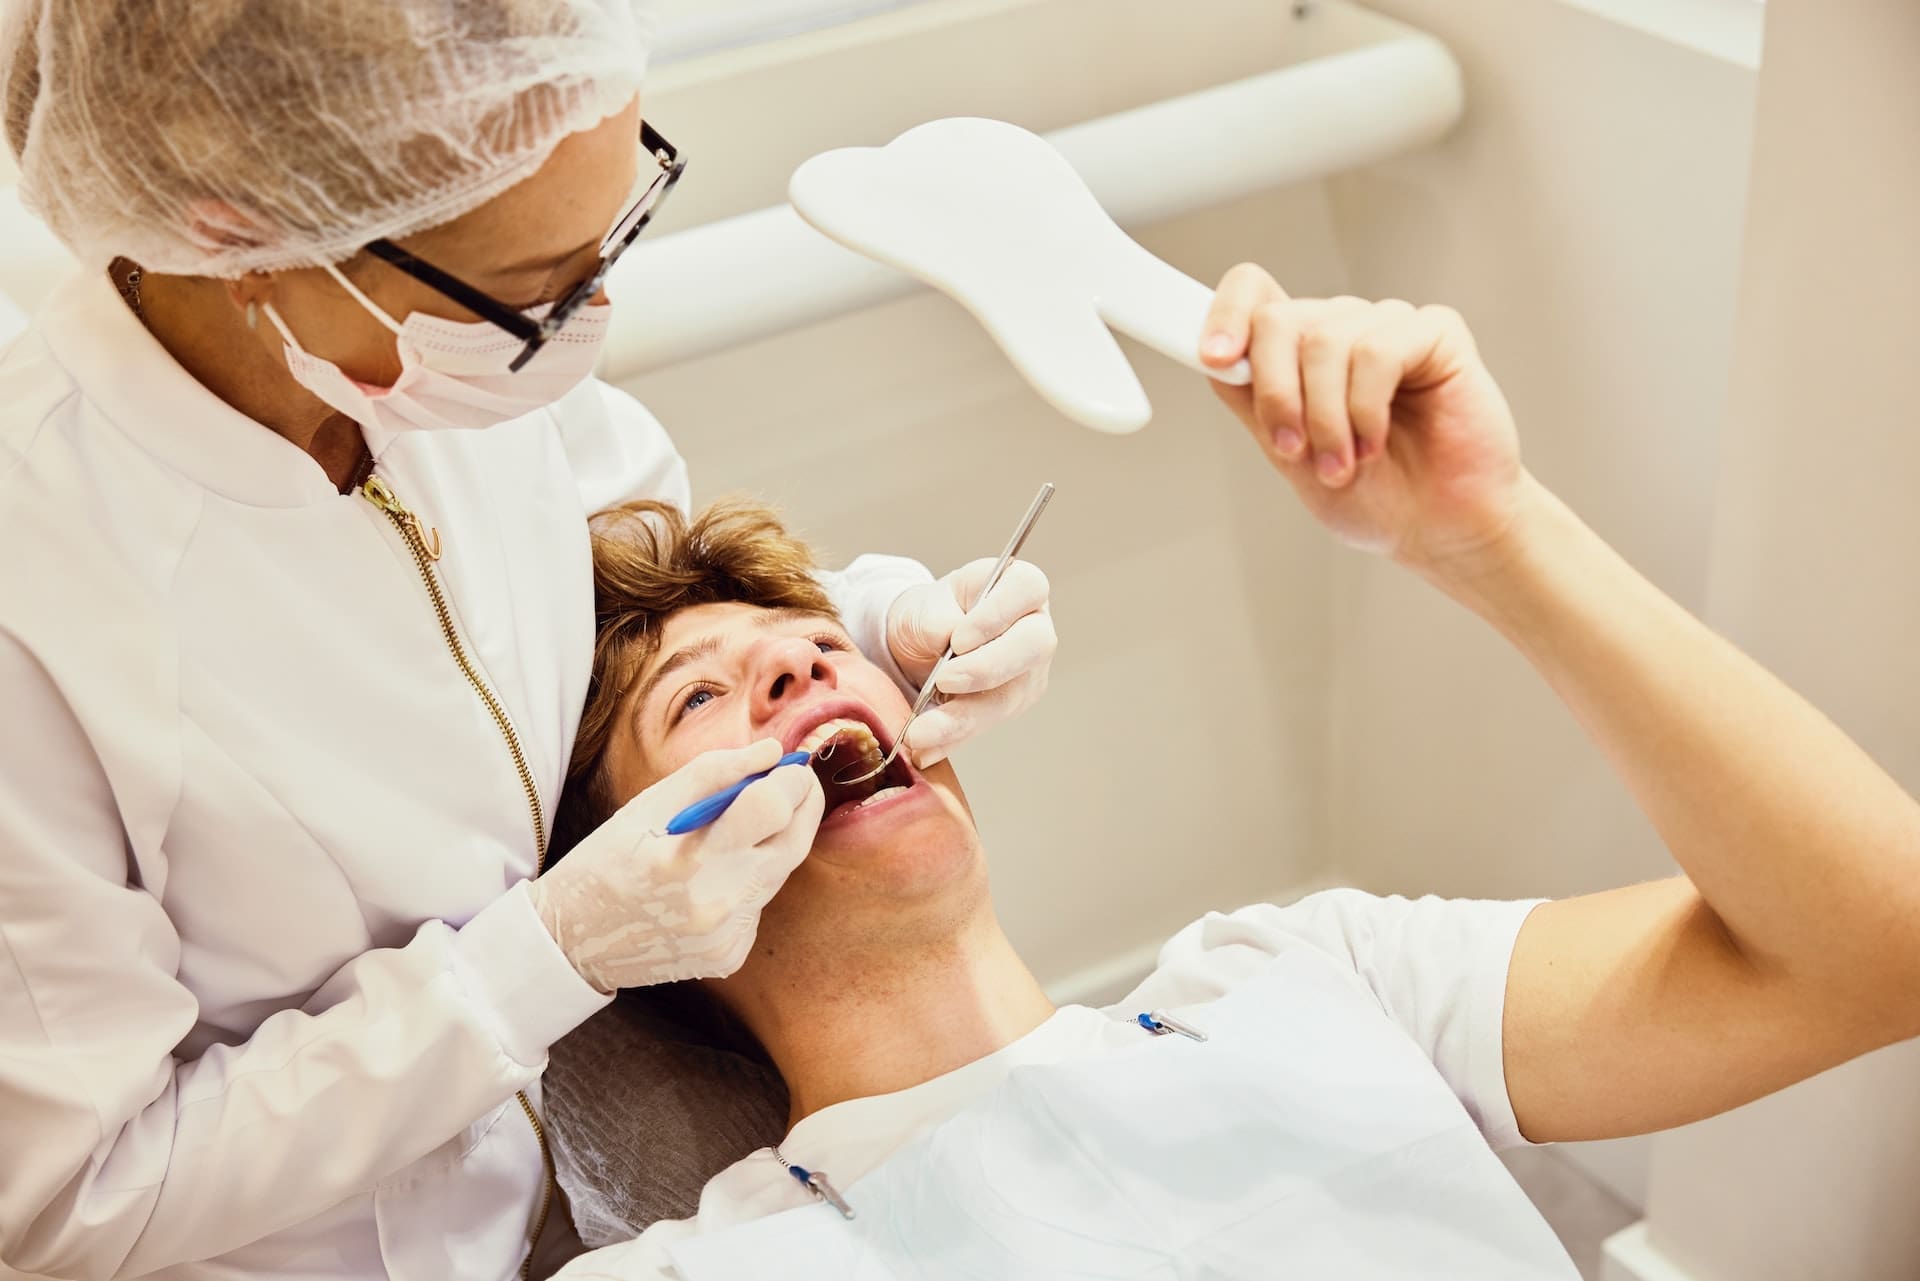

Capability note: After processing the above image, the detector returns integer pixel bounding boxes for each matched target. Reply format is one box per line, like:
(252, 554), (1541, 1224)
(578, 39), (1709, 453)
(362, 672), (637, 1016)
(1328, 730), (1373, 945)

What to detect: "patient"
(545, 445), (1920, 1275)
(547, 499), (1577, 1279)
(547, 283), (1920, 1278)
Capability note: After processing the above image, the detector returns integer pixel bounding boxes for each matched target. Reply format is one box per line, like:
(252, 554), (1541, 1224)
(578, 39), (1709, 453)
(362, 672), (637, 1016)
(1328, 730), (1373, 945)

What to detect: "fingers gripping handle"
(664, 751), (813, 836)
(1097, 238), (1253, 386)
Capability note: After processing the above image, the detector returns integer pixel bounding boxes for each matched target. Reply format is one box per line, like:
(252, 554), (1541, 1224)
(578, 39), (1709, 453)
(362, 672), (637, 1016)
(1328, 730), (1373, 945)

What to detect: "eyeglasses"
(363, 120), (686, 372)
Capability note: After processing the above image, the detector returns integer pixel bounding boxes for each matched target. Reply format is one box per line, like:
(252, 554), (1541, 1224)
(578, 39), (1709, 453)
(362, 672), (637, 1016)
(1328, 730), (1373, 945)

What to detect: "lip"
(817, 772), (934, 832)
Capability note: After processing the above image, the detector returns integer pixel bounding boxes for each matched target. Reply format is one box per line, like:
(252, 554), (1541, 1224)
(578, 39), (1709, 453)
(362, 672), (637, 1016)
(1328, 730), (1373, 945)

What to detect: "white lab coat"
(0, 274), (931, 1281)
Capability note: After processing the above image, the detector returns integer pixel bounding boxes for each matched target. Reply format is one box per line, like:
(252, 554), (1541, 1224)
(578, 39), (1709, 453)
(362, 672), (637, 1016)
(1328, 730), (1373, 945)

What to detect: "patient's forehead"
(648, 601), (842, 659)
(652, 601), (770, 654)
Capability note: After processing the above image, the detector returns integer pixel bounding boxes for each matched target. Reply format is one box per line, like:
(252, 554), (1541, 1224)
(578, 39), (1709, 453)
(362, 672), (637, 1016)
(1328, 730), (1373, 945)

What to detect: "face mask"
(263, 262), (610, 439)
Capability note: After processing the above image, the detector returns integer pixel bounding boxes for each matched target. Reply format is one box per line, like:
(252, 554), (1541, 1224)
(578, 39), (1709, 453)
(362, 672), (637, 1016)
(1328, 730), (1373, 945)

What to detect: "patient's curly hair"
(549, 498), (835, 863)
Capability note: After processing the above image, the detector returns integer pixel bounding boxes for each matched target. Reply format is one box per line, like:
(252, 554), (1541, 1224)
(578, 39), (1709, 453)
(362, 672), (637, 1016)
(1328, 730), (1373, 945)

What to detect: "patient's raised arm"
(1200, 267), (1920, 1142)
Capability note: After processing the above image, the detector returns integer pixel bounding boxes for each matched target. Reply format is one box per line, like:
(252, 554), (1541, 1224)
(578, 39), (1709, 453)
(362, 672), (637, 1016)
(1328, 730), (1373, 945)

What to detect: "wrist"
(525, 877), (615, 996)
(453, 881), (612, 1063)
(1411, 475), (1584, 620)
(525, 875), (553, 936)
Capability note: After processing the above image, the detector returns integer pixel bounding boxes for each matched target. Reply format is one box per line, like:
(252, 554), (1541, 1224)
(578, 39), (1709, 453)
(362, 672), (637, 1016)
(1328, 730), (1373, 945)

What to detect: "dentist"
(0, 3), (1053, 1279)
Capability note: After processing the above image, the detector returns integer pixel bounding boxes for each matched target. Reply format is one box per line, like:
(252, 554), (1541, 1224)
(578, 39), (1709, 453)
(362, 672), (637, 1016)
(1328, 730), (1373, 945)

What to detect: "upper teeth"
(798, 717), (881, 758)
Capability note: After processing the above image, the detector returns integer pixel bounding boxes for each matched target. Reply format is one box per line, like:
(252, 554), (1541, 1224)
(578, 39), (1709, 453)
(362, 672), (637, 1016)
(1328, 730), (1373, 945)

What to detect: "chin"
(762, 768), (974, 923)
(740, 772), (988, 986)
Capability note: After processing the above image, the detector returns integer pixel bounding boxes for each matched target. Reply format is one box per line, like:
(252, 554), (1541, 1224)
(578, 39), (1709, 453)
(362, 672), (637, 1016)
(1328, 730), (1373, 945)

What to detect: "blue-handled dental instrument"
(663, 750), (813, 836)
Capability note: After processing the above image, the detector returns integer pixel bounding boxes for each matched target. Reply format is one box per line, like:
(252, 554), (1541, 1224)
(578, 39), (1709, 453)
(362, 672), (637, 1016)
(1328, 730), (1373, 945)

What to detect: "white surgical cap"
(1, 0), (659, 277)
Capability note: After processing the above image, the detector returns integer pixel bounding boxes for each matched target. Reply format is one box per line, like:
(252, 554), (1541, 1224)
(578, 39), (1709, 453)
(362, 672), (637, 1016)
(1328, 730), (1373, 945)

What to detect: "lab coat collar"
(37, 270), (346, 508)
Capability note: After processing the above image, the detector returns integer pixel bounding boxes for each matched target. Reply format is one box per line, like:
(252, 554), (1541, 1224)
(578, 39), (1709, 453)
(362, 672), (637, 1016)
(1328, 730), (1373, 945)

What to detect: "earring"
(245, 300), (258, 330)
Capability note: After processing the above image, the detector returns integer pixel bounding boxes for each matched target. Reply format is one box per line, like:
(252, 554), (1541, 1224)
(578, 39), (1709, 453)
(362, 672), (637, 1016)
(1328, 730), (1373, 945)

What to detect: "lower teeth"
(855, 785), (907, 809)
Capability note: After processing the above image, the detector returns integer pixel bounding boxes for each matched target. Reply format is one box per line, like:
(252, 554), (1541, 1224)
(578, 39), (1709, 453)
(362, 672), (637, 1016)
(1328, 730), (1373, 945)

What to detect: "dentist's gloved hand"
(886, 559), (1057, 768)
(529, 740), (824, 993)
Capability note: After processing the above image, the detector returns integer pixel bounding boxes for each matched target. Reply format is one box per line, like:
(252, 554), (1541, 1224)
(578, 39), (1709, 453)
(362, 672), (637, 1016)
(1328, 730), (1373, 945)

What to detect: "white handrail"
(601, 31), (1462, 379)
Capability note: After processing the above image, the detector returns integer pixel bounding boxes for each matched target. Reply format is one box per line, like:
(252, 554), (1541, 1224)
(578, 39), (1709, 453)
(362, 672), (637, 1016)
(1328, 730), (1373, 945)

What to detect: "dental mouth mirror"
(831, 480), (1056, 787)
(789, 117), (1251, 435)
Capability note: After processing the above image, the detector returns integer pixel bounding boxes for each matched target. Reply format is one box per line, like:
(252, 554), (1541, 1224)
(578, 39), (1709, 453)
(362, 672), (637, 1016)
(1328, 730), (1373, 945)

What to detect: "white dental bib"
(666, 949), (1578, 1280)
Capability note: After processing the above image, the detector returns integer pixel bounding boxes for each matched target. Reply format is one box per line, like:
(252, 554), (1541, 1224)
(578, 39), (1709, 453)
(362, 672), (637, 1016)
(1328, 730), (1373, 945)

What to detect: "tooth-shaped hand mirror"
(789, 117), (1252, 434)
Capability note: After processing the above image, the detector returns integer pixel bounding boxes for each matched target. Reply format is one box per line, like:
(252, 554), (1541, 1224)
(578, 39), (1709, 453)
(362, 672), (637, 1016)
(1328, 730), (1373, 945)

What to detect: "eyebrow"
(632, 635), (723, 720)
(753, 607), (843, 632)
(631, 610), (847, 724)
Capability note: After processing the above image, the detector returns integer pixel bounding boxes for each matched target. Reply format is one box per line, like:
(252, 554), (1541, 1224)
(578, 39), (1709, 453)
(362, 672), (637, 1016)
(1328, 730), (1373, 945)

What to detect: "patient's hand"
(1200, 267), (1533, 581)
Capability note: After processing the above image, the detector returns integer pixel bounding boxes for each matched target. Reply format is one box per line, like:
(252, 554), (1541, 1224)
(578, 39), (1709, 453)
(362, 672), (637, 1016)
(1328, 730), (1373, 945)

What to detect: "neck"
(735, 907), (1054, 1126)
(135, 270), (369, 492)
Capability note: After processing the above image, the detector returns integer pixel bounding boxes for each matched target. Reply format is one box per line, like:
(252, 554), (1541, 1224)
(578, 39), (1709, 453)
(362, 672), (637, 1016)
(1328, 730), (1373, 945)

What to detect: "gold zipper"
(513, 1094), (557, 1279)
(361, 474), (555, 1280)
(361, 478), (546, 855)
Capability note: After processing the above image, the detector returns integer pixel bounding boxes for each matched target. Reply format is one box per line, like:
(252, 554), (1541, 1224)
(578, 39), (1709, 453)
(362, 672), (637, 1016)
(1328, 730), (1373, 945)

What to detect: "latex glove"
(885, 559), (1056, 768)
(1200, 266), (1527, 580)
(529, 740), (823, 993)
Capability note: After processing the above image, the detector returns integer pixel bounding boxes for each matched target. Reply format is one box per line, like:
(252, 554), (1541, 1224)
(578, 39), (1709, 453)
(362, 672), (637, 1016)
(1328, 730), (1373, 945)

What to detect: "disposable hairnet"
(2, 1), (659, 277)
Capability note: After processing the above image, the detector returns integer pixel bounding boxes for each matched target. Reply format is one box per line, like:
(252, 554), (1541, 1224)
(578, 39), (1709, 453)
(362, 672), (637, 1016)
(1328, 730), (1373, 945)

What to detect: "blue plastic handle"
(663, 750), (813, 836)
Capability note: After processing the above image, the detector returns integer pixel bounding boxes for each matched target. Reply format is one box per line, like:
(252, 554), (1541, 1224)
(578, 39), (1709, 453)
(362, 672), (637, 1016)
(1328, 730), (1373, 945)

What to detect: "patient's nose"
(753, 635), (838, 721)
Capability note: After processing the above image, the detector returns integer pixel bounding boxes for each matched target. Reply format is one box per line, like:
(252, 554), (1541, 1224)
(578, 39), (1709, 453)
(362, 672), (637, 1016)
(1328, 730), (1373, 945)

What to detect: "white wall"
(649, 0), (935, 64)
(1623, 0), (1920, 1276)
(1319, 0), (1757, 943)
(1313, 0), (1760, 1208)
(627, 1), (1783, 1211)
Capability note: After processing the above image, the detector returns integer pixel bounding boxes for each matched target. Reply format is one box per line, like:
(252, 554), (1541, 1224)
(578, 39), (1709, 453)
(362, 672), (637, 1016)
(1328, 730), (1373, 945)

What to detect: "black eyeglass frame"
(363, 120), (685, 372)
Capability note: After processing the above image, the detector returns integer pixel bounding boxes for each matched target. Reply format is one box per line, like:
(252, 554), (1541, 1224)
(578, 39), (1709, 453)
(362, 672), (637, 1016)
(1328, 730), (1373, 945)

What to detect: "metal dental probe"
(834, 480), (1056, 786)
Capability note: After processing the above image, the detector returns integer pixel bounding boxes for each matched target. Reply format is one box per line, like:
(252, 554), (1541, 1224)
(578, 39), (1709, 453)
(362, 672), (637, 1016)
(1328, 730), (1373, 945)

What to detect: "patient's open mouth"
(795, 717), (915, 820)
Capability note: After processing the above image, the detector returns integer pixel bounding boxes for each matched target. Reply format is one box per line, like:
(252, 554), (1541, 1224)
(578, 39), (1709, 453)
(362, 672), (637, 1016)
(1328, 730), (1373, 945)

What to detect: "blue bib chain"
(1136, 1009), (1209, 1042)
(772, 1146), (856, 1220)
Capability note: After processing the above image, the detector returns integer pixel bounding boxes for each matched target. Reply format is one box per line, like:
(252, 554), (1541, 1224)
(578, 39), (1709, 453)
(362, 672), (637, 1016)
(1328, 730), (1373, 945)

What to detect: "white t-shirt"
(553, 889), (1543, 1280)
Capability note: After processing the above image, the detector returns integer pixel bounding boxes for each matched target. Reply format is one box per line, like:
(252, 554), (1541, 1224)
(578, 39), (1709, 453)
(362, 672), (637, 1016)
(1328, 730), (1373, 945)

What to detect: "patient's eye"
(677, 687), (718, 719)
(811, 632), (849, 655)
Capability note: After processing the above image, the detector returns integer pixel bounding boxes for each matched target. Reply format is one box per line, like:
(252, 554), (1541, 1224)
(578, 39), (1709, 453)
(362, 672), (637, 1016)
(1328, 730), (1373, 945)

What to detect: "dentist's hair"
(551, 497), (835, 862)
